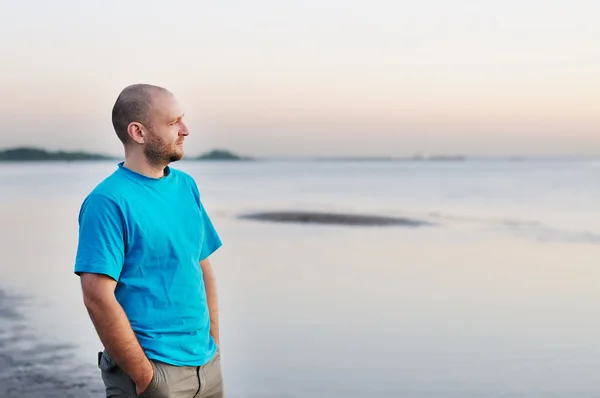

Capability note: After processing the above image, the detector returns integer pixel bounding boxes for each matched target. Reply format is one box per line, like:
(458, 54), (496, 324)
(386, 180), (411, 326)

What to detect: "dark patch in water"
(0, 288), (104, 397)
(239, 211), (434, 227)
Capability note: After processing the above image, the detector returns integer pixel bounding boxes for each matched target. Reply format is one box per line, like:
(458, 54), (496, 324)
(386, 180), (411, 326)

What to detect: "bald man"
(74, 84), (225, 398)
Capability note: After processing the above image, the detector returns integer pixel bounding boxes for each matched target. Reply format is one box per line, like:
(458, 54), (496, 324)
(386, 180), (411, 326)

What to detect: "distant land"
(0, 147), (250, 162)
(0, 147), (465, 162)
(194, 149), (252, 161)
(0, 147), (118, 161)
(0, 147), (594, 162)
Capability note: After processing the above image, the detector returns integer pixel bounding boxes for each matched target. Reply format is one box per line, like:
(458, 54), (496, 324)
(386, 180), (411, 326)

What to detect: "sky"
(0, 0), (598, 157)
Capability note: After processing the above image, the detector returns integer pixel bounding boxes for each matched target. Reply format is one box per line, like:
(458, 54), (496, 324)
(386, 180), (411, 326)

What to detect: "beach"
(0, 159), (599, 397)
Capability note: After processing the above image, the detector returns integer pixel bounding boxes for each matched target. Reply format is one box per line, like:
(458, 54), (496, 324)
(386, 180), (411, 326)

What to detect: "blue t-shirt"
(74, 162), (222, 367)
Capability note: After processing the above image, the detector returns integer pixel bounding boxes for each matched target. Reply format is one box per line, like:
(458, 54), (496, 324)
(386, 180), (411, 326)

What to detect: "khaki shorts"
(98, 349), (224, 398)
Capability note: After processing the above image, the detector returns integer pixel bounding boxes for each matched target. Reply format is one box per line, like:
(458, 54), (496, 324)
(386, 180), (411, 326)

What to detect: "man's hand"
(200, 258), (220, 350)
(135, 372), (154, 395)
(80, 273), (154, 387)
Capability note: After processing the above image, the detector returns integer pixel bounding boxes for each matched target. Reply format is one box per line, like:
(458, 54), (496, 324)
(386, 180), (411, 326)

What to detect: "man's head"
(111, 84), (189, 167)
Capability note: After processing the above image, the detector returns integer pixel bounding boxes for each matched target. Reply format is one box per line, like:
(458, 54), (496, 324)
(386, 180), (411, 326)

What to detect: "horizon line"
(0, 145), (598, 162)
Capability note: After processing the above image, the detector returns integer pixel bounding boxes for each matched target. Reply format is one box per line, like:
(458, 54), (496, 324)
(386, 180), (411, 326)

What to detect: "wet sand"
(0, 289), (103, 398)
(238, 211), (434, 227)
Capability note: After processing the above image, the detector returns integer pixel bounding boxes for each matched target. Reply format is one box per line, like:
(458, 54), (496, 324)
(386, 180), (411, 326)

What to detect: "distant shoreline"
(0, 146), (596, 163)
(0, 147), (250, 162)
(0, 147), (117, 162)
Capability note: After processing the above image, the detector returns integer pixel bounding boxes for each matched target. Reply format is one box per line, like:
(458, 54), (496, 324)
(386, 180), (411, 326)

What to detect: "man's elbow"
(200, 258), (213, 272)
(79, 272), (117, 310)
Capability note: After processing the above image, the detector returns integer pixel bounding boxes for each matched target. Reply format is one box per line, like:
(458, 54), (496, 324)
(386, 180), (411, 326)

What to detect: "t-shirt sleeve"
(74, 194), (126, 281)
(199, 200), (223, 262)
(185, 173), (223, 262)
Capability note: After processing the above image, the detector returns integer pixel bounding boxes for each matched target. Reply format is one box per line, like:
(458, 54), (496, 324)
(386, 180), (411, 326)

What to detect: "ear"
(127, 122), (147, 144)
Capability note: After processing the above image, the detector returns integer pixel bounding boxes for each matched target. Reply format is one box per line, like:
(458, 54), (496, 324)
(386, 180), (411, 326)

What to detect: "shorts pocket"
(137, 361), (169, 398)
(99, 350), (138, 397)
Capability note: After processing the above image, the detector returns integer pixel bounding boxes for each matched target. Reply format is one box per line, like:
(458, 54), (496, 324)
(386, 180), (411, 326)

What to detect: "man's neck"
(122, 157), (167, 179)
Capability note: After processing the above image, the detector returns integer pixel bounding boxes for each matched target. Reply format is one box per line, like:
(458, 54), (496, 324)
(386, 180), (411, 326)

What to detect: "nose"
(179, 121), (190, 136)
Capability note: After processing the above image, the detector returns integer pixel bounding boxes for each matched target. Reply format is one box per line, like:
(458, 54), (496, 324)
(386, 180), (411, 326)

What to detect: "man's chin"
(169, 151), (184, 163)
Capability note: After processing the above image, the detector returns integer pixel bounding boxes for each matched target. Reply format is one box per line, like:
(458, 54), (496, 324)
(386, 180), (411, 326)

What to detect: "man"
(74, 84), (224, 398)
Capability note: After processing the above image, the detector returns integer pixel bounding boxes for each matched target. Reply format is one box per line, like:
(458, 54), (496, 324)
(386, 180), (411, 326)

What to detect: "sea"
(0, 158), (599, 397)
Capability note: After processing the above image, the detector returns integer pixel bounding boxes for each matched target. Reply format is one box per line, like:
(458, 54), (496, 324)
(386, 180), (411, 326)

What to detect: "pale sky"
(1, 0), (598, 157)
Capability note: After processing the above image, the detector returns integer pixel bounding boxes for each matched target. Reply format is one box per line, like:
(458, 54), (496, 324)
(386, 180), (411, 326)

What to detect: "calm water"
(0, 159), (599, 397)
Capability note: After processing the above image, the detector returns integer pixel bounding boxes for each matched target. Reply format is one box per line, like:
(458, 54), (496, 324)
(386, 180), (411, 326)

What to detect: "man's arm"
(80, 273), (153, 394)
(200, 258), (220, 348)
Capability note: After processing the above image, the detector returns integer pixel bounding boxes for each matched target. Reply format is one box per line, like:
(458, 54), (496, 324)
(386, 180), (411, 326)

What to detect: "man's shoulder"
(79, 168), (135, 213)
(170, 167), (195, 182)
(87, 169), (127, 200)
(169, 167), (199, 192)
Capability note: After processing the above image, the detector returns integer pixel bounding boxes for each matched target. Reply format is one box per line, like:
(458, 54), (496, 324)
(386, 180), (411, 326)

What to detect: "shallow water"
(0, 289), (103, 397)
(0, 159), (599, 397)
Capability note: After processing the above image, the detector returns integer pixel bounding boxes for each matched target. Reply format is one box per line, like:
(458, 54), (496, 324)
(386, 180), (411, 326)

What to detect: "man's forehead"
(151, 93), (183, 117)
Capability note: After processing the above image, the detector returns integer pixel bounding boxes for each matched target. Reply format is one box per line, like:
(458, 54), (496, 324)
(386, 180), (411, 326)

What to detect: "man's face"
(143, 93), (189, 166)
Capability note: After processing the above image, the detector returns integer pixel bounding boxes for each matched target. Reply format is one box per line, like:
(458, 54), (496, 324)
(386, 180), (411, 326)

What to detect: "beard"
(144, 130), (184, 168)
